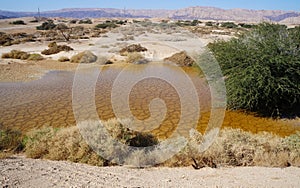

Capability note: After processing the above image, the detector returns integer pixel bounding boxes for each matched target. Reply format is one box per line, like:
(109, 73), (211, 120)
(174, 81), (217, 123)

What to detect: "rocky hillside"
(0, 6), (299, 24)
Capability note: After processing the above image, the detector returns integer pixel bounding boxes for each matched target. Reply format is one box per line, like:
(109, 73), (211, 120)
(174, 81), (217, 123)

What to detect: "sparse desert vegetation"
(41, 42), (73, 55)
(10, 20), (26, 25)
(2, 50), (43, 61)
(0, 12), (299, 188)
(1, 119), (299, 168)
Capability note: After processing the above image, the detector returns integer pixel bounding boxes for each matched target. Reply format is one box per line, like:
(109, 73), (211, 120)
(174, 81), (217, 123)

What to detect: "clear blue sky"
(0, 0), (299, 12)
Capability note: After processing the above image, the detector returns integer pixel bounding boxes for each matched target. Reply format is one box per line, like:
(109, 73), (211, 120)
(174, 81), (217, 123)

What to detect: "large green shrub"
(208, 23), (300, 117)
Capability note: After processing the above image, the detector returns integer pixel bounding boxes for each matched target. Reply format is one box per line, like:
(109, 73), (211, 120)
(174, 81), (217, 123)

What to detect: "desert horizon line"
(1, 5), (299, 13)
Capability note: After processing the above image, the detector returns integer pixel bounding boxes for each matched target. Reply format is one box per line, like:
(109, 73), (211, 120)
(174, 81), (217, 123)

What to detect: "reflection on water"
(0, 64), (299, 138)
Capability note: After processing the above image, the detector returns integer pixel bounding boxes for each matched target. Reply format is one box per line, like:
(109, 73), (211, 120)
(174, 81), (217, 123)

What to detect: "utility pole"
(123, 6), (126, 18)
(38, 7), (41, 22)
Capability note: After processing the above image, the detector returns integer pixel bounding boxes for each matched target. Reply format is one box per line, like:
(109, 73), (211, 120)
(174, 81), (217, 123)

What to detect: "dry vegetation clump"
(2, 50), (30, 60)
(119, 44), (147, 56)
(2, 50), (44, 61)
(24, 119), (158, 166)
(0, 32), (13, 46)
(0, 127), (24, 158)
(70, 51), (97, 64)
(164, 51), (195, 67)
(164, 129), (300, 168)
(124, 52), (145, 64)
(0, 32), (37, 46)
(5, 117), (297, 168)
(58, 56), (70, 62)
(27, 54), (44, 61)
(117, 35), (135, 41)
(41, 42), (73, 55)
(24, 126), (105, 166)
(10, 20), (26, 25)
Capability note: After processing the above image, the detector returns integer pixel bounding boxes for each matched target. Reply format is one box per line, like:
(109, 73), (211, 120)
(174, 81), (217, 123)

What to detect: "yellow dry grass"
(23, 118), (300, 168)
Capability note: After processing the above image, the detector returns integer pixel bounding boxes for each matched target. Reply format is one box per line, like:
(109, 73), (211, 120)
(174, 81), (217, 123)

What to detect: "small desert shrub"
(221, 22), (238, 28)
(238, 23), (254, 28)
(0, 32), (13, 46)
(36, 20), (56, 30)
(164, 51), (195, 67)
(125, 52), (144, 64)
(29, 19), (39, 23)
(27, 53), (44, 61)
(119, 44), (147, 56)
(69, 19), (78, 24)
(79, 19), (92, 24)
(10, 20), (26, 25)
(0, 128), (24, 152)
(41, 42), (73, 55)
(205, 22), (214, 26)
(95, 23), (118, 29)
(58, 56), (70, 62)
(2, 50), (30, 60)
(70, 51), (97, 64)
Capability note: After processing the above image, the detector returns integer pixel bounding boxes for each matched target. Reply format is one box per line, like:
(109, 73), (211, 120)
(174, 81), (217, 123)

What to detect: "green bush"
(205, 21), (213, 26)
(238, 23), (254, 28)
(36, 20), (56, 30)
(0, 128), (24, 152)
(95, 22), (118, 29)
(208, 23), (300, 117)
(69, 19), (77, 24)
(221, 22), (238, 28)
(10, 20), (26, 25)
(78, 19), (92, 24)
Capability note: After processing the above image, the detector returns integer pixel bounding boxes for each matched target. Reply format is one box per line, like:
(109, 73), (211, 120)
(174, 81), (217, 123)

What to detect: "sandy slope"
(1, 156), (300, 188)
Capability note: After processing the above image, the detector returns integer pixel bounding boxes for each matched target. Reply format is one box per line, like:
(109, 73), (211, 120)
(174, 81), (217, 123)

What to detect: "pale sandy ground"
(1, 155), (300, 188)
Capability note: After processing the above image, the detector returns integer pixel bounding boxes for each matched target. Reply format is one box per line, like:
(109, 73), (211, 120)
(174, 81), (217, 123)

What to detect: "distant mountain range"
(1, 6), (300, 24)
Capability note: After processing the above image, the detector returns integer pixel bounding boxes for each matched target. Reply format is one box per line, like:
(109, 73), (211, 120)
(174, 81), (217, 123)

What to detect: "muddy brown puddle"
(0, 64), (299, 139)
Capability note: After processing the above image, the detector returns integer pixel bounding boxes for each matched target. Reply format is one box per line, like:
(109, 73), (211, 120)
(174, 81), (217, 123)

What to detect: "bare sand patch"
(1, 155), (300, 188)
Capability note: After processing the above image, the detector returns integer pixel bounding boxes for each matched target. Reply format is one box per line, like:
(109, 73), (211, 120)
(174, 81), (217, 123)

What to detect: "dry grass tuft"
(58, 56), (70, 62)
(119, 44), (147, 56)
(70, 51), (97, 64)
(22, 119), (300, 168)
(164, 51), (195, 67)
(24, 126), (105, 166)
(2, 50), (30, 60)
(0, 128), (24, 154)
(124, 52), (144, 64)
(41, 42), (73, 55)
(27, 54), (44, 61)
(2, 50), (44, 61)
(164, 129), (300, 168)
(24, 119), (158, 166)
